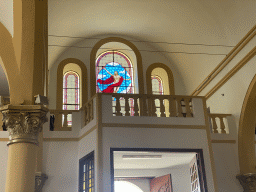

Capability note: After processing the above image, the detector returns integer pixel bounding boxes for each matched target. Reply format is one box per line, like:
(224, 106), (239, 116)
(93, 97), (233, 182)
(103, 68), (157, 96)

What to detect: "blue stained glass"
(97, 62), (132, 93)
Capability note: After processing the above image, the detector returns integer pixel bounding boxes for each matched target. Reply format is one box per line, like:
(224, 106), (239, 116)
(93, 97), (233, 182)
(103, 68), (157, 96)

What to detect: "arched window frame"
(63, 70), (80, 110)
(146, 63), (175, 95)
(90, 37), (144, 97)
(151, 75), (164, 95)
(56, 58), (88, 110)
(95, 50), (134, 94)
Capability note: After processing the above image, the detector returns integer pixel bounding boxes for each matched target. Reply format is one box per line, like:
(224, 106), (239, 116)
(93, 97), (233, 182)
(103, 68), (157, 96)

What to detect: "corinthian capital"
(236, 173), (256, 192)
(0, 105), (48, 145)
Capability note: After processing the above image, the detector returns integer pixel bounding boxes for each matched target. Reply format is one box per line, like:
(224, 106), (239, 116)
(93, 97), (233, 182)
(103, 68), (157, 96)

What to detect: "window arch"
(63, 71), (80, 110)
(151, 75), (164, 95)
(146, 63), (175, 95)
(96, 51), (134, 94)
(56, 58), (88, 110)
(90, 37), (144, 96)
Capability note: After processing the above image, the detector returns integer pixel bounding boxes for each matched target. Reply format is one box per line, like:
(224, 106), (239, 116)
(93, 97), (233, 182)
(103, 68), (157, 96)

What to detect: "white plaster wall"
(78, 129), (98, 192)
(0, 141), (8, 190)
(42, 141), (78, 192)
(102, 127), (216, 192)
(212, 143), (243, 192)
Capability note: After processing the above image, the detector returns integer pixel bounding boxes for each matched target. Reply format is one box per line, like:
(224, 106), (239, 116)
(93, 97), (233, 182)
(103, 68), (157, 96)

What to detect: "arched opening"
(90, 37), (144, 97)
(56, 58), (88, 110)
(146, 63), (175, 95)
(114, 181), (144, 192)
(238, 74), (256, 174)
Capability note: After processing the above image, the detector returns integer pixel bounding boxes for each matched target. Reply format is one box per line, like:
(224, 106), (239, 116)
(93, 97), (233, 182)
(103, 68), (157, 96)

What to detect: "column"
(237, 173), (256, 192)
(0, 105), (48, 192)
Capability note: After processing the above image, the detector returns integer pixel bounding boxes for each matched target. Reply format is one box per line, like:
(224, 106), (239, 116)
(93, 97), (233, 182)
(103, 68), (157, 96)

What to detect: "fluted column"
(0, 105), (48, 192)
(236, 173), (256, 192)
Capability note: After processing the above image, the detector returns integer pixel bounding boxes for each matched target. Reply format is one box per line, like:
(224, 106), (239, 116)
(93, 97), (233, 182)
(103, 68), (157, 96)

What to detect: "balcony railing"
(111, 93), (193, 117)
(208, 113), (231, 134)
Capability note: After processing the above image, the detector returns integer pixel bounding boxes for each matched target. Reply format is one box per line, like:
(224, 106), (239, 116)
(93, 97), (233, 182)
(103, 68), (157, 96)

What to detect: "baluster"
(176, 97), (183, 117)
(142, 95), (148, 116)
(219, 117), (226, 134)
(54, 112), (62, 131)
(211, 116), (218, 133)
(124, 96), (130, 116)
(115, 95), (122, 116)
(151, 96), (157, 117)
(159, 97), (165, 117)
(184, 98), (192, 117)
(63, 112), (68, 129)
(169, 96), (176, 117)
(147, 97), (153, 116)
(134, 96), (139, 116)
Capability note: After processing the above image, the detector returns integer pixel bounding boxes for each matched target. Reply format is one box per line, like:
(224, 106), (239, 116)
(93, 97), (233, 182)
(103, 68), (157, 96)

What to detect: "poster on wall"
(150, 174), (173, 192)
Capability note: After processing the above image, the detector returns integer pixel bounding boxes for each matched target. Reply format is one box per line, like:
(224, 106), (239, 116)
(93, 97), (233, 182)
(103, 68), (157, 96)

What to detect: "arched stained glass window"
(151, 76), (164, 95)
(63, 71), (80, 125)
(96, 51), (134, 94)
(151, 75), (164, 117)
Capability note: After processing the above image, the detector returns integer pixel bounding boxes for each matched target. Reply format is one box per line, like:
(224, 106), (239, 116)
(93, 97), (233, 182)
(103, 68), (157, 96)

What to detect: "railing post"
(115, 95), (122, 116)
(184, 98), (192, 117)
(159, 97), (165, 117)
(176, 97), (183, 117)
(134, 96), (139, 116)
(169, 96), (176, 117)
(124, 96), (130, 116)
(90, 100), (94, 121)
(211, 116), (219, 133)
(63, 112), (68, 129)
(219, 117), (227, 134)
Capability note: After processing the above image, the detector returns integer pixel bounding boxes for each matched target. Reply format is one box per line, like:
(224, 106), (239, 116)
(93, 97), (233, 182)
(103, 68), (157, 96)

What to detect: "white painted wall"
(42, 141), (79, 192)
(211, 143), (243, 192)
(102, 127), (216, 192)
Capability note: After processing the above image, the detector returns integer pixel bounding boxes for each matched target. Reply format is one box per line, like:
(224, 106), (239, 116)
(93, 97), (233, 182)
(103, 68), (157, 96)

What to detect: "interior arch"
(238, 74), (256, 174)
(56, 58), (88, 110)
(146, 63), (175, 95)
(90, 37), (144, 97)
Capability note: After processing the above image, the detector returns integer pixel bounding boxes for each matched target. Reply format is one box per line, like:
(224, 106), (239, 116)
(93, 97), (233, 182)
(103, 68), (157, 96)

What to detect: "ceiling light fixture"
(122, 155), (162, 159)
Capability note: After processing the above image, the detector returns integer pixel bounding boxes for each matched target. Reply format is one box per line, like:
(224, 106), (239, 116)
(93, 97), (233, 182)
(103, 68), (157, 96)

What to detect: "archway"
(238, 74), (256, 174)
(90, 37), (144, 97)
(146, 63), (175, 95)
(56, 58), (88, 110)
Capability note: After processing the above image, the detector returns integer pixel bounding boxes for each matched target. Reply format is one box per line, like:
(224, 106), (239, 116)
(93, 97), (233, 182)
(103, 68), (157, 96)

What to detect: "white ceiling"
(114, 151), (196, 169)
(48, 0), (256, 94)
(0, 0), (255, 96)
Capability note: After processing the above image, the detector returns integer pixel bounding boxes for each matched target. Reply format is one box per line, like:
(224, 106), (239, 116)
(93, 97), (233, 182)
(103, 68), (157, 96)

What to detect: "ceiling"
(114, 151), (196, 169)
(0, 0), (255, 96)
(47, 0), (255, 94)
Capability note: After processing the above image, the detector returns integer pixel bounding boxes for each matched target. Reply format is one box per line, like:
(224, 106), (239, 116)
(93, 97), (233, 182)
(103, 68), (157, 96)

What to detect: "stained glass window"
(96, 51), (135, 116)
(96, 51), (134, 94)
(151, 76), (164, 117)
(63, 71), (80, 125)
